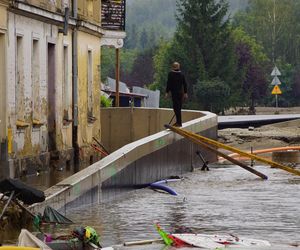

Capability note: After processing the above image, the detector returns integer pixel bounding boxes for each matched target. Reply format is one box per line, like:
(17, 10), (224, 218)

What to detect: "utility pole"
(115, 48), (120, 107)
(272, 0), (276, 64)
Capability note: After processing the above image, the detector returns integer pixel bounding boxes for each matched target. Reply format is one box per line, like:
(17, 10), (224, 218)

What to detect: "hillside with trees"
(101, 0), (300, 113)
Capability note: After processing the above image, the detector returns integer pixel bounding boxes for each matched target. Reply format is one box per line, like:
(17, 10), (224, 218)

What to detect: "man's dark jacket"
(166, 70), (187, 94)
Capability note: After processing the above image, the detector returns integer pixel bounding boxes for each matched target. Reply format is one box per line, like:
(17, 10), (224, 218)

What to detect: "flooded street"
(2, 164), (300, 249)
(62, 164), (300, 248)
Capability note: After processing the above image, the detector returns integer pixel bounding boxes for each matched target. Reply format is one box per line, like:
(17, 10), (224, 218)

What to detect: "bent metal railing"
(102, 0), (126, 31)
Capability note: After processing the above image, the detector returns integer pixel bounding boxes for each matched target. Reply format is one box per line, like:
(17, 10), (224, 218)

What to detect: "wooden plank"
(165, 125), (300, 177)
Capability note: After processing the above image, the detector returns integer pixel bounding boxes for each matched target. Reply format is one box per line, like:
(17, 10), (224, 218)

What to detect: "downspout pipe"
(72, 0), (79, 171)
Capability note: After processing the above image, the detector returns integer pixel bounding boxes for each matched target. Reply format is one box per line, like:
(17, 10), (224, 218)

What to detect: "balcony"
(101, 0), (125, 31)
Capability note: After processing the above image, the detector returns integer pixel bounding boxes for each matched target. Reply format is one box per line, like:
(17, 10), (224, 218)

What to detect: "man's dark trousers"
(172, 92), (183, 126)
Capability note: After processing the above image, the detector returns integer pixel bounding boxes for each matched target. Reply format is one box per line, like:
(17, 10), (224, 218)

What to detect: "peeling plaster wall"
(6, 12), (73, 159)
(0, 5), (7, 141)
(54, 29), (73, 152)
(77, 31), (101, 152)
(78, 0), (101, 24)
(1, 0), (120, 177)
(19, 0), (65, 13)
(0, 4), (7, 170)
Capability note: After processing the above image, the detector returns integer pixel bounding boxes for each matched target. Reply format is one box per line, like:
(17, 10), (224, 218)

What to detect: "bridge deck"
(218, 114), (300, 129)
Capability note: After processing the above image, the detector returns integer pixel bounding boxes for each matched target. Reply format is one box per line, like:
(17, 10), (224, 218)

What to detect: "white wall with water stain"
(0, 2), (7, 153)
(77, 30), (101, 149)
(6, 11), (73, 158)
(0, 0), (125, 177)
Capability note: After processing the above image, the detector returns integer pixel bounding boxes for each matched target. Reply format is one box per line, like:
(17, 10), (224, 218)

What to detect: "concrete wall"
(101, 108), (204, 152)
(30, 110), (218, 213)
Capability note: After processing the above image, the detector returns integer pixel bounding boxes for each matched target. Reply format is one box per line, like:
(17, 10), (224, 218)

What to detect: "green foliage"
(153, 0), (238, 110)
(194, 79), (231, 114)
(232, 27), (268, 64)
(107, 0), (299, 111)
(123, 47), (157, 87)
(233, 0), (300, 65)
(101, 47), (138, 82)
(100, 95), (113, 108)
(152, 40), (173, 92)
(231, 27), (270, 109)
(125, 0), (177, 50)
(233, 0), (300, 108)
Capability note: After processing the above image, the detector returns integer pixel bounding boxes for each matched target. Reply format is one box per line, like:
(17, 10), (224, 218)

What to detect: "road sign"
(272, 85), (282, 95)
(271, 66), (281, 76)
(271, 76), (281, 85)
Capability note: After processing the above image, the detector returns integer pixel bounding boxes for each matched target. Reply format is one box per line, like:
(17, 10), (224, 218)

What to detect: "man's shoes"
(172, 123), (182, 127)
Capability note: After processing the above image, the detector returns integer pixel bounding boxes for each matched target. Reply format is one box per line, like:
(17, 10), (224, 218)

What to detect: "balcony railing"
(102, 0), (126, 31)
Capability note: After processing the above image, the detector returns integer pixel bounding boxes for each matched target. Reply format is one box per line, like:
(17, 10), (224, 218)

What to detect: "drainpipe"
(72, 0), (79, 171)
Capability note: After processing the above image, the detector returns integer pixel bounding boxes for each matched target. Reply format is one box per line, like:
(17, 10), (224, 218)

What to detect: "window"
(87, 50), (93, 117)
(32, 39), (40, 120)
(16, 36), (25, 122)
(63, 45), (70, 122)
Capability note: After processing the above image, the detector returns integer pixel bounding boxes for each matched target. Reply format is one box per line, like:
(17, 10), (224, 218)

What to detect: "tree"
(195, 79), (231, 114)
(232, 28), (269, 112)
(125, 24), (138, 49)
(233, 0), (300, 107)
(122, 47), (156, 87)
(139, 28), (148, 50)
(154, 0), (237, 111)
(233, 0), (300, 65)
(243, 65), (268, 113)
(101, 47), (138, 82)
(152, 40), (174, 108)
(125, 0), (177, 50)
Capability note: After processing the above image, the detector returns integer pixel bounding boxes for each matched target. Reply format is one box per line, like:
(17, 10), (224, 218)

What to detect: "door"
(0, 33), (6, 162)
(47, 43), (56, 151)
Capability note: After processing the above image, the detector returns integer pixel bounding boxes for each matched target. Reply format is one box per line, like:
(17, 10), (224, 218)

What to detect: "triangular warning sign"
(271, 66), (281, 76)
(271, 76), (281, 85)
(272, 85), (282, 95)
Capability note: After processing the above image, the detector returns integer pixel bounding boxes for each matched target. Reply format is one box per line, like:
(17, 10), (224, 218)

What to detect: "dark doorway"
(0, 33), (6, 166)
(47, 43), (56, 151)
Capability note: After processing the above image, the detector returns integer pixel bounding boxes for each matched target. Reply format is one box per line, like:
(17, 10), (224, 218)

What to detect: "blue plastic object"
(150, 183), (178, 196)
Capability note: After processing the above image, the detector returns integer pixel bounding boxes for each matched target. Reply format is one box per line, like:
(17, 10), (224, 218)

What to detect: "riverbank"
(218, 119), (300, 152)
(219, 107), (300, 152)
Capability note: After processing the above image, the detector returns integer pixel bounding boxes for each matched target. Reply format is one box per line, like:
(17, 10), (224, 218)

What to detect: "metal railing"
(102, 0), (126, 31)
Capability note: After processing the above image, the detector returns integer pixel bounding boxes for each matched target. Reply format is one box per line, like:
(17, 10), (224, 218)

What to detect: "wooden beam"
(165, 125), (300, 177)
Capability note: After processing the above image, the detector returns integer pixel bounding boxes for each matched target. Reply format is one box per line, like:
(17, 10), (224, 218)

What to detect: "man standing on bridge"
(165, 62), (188, 127)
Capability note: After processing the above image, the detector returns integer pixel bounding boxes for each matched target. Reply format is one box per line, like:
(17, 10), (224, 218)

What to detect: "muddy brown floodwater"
(4, 164), (298, 249)
(3, 107), (300, 248)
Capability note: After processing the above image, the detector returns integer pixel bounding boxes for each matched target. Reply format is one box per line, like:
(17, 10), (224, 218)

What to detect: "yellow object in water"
(0, 247), (40, 250)
(85, 228), (91, 238)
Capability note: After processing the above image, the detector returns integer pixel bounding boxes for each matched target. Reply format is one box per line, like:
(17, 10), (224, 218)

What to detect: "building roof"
(102, 89), (148, 98)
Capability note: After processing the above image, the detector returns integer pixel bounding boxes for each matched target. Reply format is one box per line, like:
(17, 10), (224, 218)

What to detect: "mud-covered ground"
(218, 107), (300, 151)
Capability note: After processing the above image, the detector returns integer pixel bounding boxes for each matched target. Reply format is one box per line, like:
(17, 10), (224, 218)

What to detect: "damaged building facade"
(0, 0), (126, 178)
